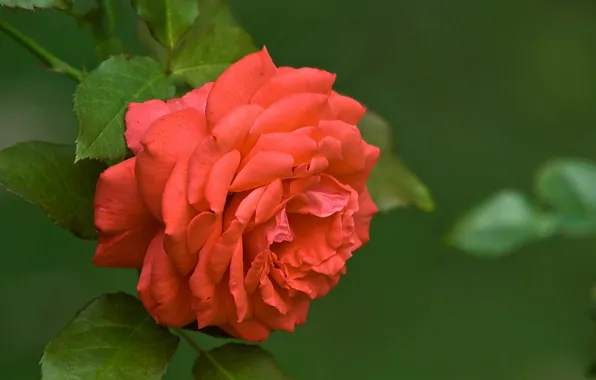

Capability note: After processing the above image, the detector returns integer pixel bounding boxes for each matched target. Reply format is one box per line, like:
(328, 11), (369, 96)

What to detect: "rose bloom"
(93, 48), (379, 341)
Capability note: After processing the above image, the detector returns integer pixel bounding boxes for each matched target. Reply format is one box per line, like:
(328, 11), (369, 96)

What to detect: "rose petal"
(287, 175), (353, 217)
(187, 211), (217, 254)
(251, 67), (336, 107)
(334, 142), (380, 192)
(162, 159), (198, 276)
(247, 93), (329, 139)
(136, 108), (206, 219)
(354, 188), (377, 245)
(245, 250), (269, 294)
(205, 150), (241, 214)
(180, 82), (214, 113)
(93, 158), (159, 268)
(187, 136), (221, 211)
(254, 179), (283, 224)
(242, 132), (317, 168)
(206, 47), (277, 127)
(229, 238), (250, 322)
(212, 104), (264, 151)
(138, 232), (195, 327)
(223, 319), (271, 342)
(124, 100), (171, 155)
(322, 91), (366, 125)
(229, 151), (294, 192)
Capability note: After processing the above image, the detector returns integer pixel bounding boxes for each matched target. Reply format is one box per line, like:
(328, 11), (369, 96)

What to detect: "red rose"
(93, 48), (380, 341)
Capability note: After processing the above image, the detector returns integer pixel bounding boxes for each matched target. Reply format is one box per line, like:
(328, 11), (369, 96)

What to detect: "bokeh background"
(2, 0), (596, 379)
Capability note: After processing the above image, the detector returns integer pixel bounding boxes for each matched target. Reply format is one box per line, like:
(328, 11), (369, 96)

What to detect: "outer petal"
(206, 47), (277, 127)
(93, 158), (159, 268)
(124, 100), (171, 155)
(322, 91), (367, 125)
(124, 83), (213, 155)
(334, 142), (380, 193)
(354, 188), (377, 245)
(179, 82), (214, 113)
(138, 231), (195, 327)
(251, 68), (336, 107)
(136, 108), (207, 220)
(223, 319), (271, 342)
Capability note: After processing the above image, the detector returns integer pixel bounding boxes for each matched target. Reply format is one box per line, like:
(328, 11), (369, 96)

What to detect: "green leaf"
(448, 190), (557, 257)
(535, 158), (596, 236)
(0, 142), (104, 239)
(74, 56), (175, 162)
(171, 0), (257, 88)
(192, 343), (292, 380)
(137, 20), (167, 66)
(41, 293), (179, 380)
(0, 0), (71, 10)
(132, 0), (199, 50)
(358, 110), (434, 212)
(78, 5), (124, 60)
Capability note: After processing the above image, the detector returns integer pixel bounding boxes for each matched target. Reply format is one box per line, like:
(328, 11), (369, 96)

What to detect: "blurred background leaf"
(448, 189), (557, 257)
(359, 110), (434, 212)
(535, 158), (596, 236)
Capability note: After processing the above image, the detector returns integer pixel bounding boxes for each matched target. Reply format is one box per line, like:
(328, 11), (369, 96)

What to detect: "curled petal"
(206, 47), (277, 127)
(212, 104), (264, 151)
(205, 150), (241, 214)
(248, 93), (329, 139)
(229, 238), (250, 322)
(251, 68), (336, 107)
(255, 179), (283, 223)
(230, 151), (294, 192)
(243, 132), (317, 168)
(322, 91), (366, 125)
(187, 211), (217, 254)
(318, 120), (367, 175)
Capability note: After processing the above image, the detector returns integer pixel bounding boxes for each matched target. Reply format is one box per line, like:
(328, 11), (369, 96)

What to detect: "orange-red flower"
(93, 47), (379, 341)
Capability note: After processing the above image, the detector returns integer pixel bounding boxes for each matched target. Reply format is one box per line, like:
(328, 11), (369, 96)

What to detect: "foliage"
(448, 158), (596, 257)
(0, 0), (434, 378)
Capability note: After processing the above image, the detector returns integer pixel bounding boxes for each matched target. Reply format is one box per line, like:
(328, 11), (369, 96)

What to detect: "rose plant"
(0, 0), (432, 378)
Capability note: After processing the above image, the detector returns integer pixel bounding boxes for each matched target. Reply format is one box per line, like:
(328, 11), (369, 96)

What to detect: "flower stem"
(0, 19), (83, 82)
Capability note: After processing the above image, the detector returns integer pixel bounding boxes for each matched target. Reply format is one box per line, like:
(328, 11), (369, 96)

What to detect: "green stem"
(0, 19), (83, 82)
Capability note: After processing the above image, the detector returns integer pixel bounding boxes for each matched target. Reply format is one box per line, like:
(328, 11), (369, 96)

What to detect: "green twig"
(0, 19), (83, 82)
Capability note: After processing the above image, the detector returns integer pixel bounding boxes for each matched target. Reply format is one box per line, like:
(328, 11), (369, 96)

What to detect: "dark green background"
(1, 0), (596, 379)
